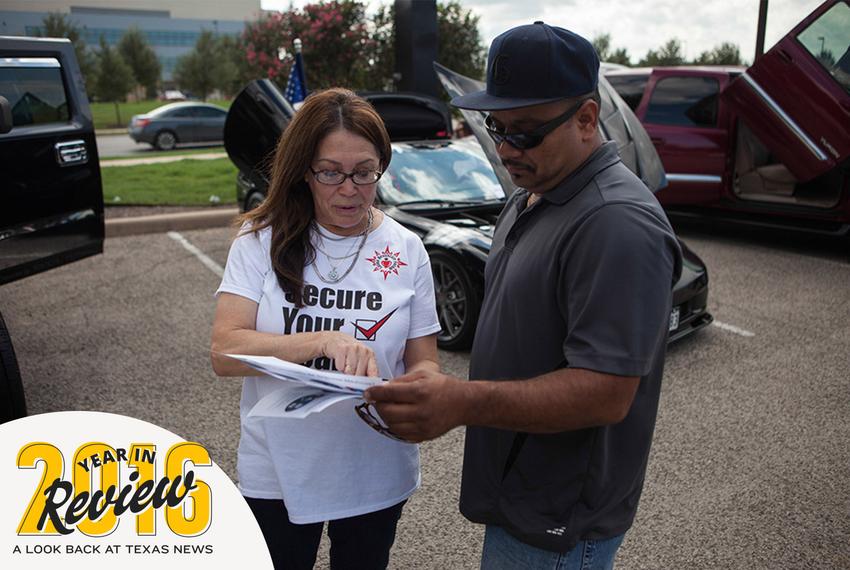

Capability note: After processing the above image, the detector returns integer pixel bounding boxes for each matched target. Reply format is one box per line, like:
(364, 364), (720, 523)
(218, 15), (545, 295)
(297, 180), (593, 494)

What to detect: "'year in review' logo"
(15, 441), (211, 539)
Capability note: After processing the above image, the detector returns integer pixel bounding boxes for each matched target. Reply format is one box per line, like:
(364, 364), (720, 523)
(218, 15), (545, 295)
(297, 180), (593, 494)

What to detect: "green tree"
(118, 28), (161, 98)
(640, 38), (686, 66)
(364, 1), (485, 90)
(38, 12), (95, 86)
(815, 49), (836, 68)
(609, 48), (632, 66)
(243, 2), (375, 91)
(240, 1), (486, 93)
(216, 34), (249, 98)
(173, 30), (221, 100)
(93, 37), (135, 126)
(436, 1), (486, 80)
(365, 3), (395, 90)
(694, 42), (744, 65)
(592, 33), (612, 61)
(592, 33), (631, 66)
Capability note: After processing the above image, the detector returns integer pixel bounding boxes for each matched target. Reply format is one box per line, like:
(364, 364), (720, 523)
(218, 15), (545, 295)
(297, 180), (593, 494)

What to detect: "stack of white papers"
(226, 354), (385, 419)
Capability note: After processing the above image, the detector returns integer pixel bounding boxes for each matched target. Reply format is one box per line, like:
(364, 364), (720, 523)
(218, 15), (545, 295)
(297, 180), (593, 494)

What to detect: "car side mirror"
(0, 96), (12, 134)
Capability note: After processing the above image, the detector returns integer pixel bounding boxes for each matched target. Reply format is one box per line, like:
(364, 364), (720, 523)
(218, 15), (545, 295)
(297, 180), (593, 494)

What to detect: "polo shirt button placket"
(504, 196), (540, 253)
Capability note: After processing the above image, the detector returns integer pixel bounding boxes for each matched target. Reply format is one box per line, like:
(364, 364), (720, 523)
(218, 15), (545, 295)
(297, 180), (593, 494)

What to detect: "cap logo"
(491, 54), (510, 85)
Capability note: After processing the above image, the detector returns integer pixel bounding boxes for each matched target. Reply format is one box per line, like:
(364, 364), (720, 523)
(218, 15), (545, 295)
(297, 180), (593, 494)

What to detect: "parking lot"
(1, 221), (848, 569)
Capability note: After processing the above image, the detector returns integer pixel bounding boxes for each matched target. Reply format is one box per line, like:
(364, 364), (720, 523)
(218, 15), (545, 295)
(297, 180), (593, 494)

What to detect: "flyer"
(225, 353), (386, 419)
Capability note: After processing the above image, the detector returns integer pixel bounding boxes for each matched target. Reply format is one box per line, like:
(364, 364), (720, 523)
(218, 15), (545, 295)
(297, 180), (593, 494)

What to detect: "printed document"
(225, 354), (384, 419)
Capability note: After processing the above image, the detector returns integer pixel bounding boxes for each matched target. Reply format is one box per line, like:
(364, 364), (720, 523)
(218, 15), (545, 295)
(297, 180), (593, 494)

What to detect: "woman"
(210, 88), (441, 569)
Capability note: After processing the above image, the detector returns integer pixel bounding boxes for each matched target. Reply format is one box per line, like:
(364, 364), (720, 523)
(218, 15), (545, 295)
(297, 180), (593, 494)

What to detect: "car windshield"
(378, 140), (504, 205)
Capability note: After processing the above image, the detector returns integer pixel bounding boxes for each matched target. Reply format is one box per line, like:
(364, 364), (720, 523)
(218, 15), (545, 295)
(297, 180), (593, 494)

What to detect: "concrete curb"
(105, 208), (240, 238)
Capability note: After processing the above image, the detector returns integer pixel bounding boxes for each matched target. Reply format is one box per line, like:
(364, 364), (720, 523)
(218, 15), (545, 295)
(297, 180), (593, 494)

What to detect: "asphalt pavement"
(96, 133), (223, 157)
(1, 222), (848, 569)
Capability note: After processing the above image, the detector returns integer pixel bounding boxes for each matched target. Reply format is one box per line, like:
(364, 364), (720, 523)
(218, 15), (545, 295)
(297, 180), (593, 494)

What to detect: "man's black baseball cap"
(451, 21), (600, 111)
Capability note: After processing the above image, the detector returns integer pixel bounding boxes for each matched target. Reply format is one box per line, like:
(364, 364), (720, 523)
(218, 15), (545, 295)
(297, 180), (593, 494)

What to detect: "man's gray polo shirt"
(461, 141), (683, 552)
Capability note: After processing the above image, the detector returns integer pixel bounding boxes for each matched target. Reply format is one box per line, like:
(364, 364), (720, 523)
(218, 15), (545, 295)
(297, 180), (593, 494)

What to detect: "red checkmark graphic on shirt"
(353, 308), (398, 341)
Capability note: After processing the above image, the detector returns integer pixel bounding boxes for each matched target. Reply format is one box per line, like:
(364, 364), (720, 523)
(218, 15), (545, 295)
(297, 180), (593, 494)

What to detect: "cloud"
(459, 0), (823, 64)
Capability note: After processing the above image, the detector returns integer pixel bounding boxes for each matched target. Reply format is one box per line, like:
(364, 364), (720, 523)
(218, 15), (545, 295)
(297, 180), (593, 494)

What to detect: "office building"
(0, 1), (261, 80)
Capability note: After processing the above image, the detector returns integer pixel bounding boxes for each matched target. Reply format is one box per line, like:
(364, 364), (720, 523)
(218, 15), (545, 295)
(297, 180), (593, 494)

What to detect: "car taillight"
(435, 130), (449, 138)
(134, 118), (151, 128)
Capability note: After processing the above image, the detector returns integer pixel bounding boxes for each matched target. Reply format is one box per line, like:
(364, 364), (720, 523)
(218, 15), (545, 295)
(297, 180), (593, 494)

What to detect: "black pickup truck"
(0, 36), (105, 422)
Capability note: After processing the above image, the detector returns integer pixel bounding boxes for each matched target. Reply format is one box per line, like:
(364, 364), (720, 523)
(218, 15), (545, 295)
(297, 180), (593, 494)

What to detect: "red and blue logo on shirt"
(365, 245), (408, 280)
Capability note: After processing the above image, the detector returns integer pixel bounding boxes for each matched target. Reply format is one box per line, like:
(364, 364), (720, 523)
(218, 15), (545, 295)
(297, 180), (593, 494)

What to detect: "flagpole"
(294, 38), (307, 95)
(285, 37), (308, 107)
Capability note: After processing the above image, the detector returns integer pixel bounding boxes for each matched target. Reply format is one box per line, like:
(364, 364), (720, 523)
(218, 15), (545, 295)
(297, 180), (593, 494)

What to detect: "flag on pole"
(284, 38), (308, 107)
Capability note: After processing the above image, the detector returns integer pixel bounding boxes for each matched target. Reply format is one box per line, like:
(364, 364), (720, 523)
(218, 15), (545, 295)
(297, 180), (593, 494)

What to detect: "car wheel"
(0, 311), (27, 424)
(153, 130), (177, 151)
(245, 191), (266, 212)
(430, 250), (480, 351)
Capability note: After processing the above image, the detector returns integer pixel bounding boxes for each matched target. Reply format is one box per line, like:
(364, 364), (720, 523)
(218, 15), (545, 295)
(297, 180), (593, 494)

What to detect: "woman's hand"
(320, 332), (379, 377)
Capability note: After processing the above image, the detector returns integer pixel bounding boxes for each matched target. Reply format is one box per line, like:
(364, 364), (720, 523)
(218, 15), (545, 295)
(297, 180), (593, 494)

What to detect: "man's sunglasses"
(484, 98), (589, 150)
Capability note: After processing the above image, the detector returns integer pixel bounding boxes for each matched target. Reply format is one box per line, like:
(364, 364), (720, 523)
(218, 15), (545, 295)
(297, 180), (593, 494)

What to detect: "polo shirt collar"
(541, 141), (621, 205)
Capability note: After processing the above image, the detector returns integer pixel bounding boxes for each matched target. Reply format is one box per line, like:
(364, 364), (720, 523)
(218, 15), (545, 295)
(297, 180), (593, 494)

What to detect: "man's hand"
(364, 370), (468, 443)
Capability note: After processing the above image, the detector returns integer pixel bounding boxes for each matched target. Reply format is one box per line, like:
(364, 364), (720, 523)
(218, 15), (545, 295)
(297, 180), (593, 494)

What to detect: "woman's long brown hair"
(237, 88), (392, 307)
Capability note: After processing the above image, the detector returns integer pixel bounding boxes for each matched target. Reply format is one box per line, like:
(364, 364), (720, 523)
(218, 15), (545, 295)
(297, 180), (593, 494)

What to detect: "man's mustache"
(502, 159), (534, 172)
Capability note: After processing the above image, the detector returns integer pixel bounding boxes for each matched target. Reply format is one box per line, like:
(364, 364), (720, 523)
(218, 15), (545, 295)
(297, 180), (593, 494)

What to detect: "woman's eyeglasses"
(484, 98), (589, 150)
(310, 167), (383, 185)
(355, 402), (409, 443)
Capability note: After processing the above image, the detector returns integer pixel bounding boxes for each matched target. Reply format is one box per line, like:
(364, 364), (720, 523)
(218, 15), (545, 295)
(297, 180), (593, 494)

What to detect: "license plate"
(669, 306), (680, 332)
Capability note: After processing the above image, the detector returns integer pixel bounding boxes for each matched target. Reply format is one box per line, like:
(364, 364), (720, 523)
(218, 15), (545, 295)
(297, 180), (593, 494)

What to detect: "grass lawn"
(90, 99), (232, 130)
(101, 158), (238, 206)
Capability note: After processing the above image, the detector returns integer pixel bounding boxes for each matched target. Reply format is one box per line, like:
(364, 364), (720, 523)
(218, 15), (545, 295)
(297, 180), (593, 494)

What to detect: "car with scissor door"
(604, 0), (850, 235)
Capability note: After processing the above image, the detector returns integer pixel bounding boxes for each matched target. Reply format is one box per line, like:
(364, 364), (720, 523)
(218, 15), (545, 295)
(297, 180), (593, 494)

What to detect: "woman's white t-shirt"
(215, 214), (441, 524)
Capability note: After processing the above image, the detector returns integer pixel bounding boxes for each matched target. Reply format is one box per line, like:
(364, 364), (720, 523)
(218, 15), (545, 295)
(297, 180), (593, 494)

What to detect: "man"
(365, 22), (682, 569)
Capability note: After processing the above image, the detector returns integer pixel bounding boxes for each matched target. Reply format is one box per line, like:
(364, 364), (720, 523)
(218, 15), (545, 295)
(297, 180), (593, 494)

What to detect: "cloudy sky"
(261, 0), (824, 64)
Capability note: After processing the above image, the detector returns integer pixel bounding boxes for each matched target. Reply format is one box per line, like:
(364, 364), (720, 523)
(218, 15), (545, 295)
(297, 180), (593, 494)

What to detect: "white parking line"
(167, 231), (224, 278)
(712, 320), (755, 337)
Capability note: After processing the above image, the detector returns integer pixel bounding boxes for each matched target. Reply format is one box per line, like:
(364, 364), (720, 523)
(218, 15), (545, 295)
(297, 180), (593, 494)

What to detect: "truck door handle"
(777, 49), (793, 63)
(55, 140), (88, 166)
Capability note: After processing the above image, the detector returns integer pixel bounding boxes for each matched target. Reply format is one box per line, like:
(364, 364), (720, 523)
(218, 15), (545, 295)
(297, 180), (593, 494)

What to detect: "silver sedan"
(128, 102), (227, 150)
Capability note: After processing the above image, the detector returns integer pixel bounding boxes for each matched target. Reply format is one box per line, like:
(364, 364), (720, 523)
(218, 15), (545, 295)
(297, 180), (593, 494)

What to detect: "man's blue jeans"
(481, 525), (625, 570)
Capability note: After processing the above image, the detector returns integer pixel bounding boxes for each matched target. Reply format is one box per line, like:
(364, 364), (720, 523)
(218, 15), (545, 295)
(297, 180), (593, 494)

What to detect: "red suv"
(604, 0), (850, 235)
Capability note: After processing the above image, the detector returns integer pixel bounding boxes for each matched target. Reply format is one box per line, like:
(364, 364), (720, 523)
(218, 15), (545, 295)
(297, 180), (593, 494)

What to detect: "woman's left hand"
(320, 331), (379, 377)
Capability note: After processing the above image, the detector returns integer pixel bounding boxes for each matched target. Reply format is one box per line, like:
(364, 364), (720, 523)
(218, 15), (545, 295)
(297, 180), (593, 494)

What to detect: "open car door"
(223, 79), (295, 187)
(723, 0), (850, 182)
(434, 62), (667, 196)
(0, 37), (104, 286)
(224, 80), (456, 186)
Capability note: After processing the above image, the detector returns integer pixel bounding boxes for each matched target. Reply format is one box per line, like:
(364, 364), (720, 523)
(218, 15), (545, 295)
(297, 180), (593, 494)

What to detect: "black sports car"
(223, 70), (713, 350)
